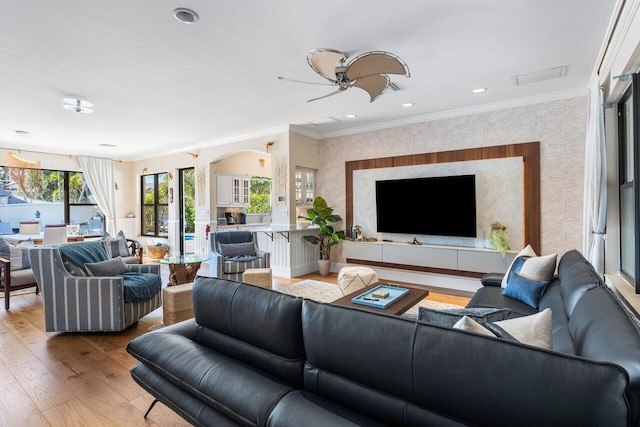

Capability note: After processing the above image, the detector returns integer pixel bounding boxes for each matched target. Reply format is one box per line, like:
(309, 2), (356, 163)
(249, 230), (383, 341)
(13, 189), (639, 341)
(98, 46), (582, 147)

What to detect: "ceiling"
(0, 0), (618, 161)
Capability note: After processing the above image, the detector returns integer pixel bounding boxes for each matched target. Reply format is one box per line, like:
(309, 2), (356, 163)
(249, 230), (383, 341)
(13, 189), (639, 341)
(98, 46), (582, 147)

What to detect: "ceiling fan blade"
(307, 48), (348, 82)
(278, 76), (335, 86)
(352, 74), (390, 102)
(307, 87), (347, 103)
(345, 51), (410, 81)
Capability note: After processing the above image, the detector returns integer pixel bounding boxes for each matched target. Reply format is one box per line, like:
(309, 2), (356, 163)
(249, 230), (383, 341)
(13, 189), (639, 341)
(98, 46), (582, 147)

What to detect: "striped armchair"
(29, 243), (162, 332)
(209, 231), (270, 281)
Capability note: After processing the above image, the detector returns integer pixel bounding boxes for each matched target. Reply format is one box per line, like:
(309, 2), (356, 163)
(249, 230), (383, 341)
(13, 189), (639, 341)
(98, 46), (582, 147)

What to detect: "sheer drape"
(583, 77), (607, 277)
(78, 157), (117, 235)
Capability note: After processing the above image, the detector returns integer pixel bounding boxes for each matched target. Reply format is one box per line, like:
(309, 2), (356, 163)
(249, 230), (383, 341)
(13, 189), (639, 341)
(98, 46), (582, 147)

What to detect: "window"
(141, 173), (169, 237)
(294, 168), (315, 205)
(618, 74), (640, 291)
(247, 176), (271, 213)
(0, 166), (100, 234)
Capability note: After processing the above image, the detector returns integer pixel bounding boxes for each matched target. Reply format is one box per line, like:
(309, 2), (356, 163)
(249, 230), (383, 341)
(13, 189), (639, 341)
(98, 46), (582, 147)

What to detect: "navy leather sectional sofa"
(127, 250), (640, 426)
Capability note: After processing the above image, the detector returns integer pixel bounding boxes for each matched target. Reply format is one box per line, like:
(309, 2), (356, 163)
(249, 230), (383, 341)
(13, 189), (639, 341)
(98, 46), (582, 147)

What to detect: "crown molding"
(318, 87), (588, 139)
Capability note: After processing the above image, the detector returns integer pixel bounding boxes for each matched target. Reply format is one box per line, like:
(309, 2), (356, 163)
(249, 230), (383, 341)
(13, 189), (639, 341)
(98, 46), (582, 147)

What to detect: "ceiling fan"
(278, 48), (410, 103)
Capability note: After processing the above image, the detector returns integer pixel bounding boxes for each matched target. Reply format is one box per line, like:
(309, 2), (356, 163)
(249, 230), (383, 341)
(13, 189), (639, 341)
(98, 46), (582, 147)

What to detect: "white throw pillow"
(501, 245), (537, 288)
(453, 316), (497, 337)
(494, 308), (553, 349)
(518, 253), (557, 284)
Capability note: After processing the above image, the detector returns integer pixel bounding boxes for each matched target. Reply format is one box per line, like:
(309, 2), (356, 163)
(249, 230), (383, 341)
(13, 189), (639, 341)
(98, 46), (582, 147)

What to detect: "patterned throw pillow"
(102, 230), (130, 258)
(0, 239), (34, 271)
(502, 255), (554, 308)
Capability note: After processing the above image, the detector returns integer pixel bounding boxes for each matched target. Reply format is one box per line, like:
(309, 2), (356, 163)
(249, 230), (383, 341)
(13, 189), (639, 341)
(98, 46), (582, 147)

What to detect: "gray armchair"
(209, 231), (270, 281)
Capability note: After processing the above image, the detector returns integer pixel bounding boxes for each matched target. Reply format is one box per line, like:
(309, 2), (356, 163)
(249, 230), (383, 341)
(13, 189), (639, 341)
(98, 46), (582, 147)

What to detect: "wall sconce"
(142, 167), (148, 174)
(259, 158), (265, 167)
(187, 152), (199, 158)
(168, 172), (173, 180)
(265, 141), (274, 153)
(114, 183), (119, 190)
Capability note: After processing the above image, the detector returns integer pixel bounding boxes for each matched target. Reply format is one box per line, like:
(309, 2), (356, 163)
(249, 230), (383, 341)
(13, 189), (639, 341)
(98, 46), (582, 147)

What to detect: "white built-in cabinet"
(217, 174), (251, 207)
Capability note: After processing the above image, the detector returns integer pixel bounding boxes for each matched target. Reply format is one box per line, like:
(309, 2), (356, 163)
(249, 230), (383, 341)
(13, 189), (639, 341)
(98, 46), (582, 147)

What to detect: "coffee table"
(331, 283), (429, 315)
(159, 254), (210, 286)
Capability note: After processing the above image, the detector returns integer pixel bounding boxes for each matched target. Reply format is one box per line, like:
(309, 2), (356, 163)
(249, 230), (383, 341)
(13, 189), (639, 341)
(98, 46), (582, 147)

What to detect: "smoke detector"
(63, 98), (93, 114)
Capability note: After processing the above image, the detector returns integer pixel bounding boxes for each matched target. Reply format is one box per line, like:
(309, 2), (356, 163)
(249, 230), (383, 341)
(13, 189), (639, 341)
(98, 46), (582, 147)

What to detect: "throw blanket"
(122, 272), (162, 302)
(59, 241), (109, 275)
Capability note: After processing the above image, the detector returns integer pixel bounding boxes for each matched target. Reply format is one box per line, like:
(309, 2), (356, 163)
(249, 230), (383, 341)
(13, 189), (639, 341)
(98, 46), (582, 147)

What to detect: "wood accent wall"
(345, 142), (541, 253)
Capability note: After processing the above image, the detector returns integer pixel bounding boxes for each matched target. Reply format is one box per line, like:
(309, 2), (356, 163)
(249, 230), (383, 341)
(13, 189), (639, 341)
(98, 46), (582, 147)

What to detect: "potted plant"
(298, 196), (346, 276)
(488, 221), (510, 256)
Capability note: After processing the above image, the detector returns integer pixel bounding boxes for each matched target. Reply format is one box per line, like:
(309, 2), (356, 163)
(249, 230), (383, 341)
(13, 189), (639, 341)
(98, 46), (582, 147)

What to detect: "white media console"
(342, 240), (517, 277)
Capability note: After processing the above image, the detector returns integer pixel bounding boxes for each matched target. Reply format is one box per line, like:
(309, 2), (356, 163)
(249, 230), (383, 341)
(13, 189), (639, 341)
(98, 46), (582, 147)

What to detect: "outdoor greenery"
(248, 176), (271, 214)
(1, 167), (91, 203)
(182, 169), (195, 233)
(298, 196), (346, 260)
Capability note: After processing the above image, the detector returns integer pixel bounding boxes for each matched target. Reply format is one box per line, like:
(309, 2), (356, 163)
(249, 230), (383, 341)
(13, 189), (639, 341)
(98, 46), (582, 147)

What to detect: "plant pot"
(318, 259), (331, 276)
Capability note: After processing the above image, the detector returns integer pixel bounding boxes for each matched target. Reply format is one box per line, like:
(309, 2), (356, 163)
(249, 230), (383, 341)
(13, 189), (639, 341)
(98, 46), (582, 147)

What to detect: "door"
(179, 167), (195, 254)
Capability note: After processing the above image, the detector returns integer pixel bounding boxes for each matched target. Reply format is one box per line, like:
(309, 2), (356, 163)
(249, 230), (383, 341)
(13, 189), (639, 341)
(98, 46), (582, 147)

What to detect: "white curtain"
(78, 157), (117, 235)
(583, 77), (608, 277)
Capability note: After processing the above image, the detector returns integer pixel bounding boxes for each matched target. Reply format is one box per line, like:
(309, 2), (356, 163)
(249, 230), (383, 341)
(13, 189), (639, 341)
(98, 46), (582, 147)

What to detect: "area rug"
(276, 280), (461, 321)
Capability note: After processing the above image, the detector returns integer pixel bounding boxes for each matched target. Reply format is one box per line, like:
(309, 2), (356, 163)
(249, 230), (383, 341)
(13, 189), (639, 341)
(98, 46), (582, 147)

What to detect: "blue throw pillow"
(502, 271), (548, 308)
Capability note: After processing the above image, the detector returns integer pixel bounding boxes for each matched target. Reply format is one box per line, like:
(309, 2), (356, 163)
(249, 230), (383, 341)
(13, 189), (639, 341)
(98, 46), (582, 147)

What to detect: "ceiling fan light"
(402, 102), (414, 108)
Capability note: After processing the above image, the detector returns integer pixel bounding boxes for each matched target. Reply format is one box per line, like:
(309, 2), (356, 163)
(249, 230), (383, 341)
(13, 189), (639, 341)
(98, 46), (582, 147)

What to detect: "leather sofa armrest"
(481, 272), (504, 287)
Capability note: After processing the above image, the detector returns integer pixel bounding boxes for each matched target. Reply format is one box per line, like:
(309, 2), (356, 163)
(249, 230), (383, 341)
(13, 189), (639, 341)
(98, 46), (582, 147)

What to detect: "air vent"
(511, 66), (568, 86)
(309, 117), (341, 126)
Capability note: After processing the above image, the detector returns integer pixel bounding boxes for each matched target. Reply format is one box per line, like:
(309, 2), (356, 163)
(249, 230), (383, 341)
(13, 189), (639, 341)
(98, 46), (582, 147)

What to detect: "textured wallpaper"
(353, 158), (524, 248)
(318, 96), (588, 262)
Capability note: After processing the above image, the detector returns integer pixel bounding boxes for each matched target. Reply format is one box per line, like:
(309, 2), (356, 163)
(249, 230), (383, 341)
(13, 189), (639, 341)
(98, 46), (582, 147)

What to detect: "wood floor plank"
(42, 398), (108, 427)
(0, 381), (50, 426)
(9, 359), (75, 411)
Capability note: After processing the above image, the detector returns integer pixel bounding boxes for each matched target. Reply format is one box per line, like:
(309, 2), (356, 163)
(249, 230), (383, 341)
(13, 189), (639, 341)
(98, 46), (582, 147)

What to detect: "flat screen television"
(375, 175), (477, 237)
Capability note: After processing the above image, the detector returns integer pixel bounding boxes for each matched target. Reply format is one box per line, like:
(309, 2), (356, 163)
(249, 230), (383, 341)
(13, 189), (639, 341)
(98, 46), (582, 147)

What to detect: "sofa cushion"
(0, 238), (34, 271)
(122, 272), (161, 302)
(493, 308), (553, 349)
(569, 286), (640, 418)
(418, 306), (511, 327)
(192, 277), (305, 387)
(102, 230), (130, 258)
(4, 268), (36, 287)
(219, 242), (256, 257)
(85, 256), (129, 277)
(502, 269), (548, 309)
(222, 257), (267, 274)
(557, 249), (602, 317)
(538, 281), (575, 354)
(127, 331), (293, 426)
(501, 244), (537, 288)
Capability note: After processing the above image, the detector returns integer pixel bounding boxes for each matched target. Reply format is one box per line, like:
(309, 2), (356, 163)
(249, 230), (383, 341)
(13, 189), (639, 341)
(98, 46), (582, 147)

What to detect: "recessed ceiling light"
(471, 87), (487, 93)
(173, 8), (199, 23)
(402, 103), (414, 108)
(14, 130), (30, 137)
(346, 114), (357, 118)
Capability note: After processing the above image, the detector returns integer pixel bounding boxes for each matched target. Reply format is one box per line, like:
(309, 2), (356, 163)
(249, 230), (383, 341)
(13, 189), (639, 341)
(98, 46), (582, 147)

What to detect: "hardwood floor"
(0, 266), (470, 426)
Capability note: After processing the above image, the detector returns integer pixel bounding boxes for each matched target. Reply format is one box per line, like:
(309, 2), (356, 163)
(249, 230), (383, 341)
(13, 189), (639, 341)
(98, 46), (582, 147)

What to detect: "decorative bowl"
(146, 245), (169, 259)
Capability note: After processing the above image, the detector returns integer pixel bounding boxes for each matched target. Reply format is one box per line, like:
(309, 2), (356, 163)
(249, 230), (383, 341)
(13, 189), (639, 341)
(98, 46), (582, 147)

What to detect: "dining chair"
(0, 222), (13, 235)
(19, 221), (41, 235)
(42, 224), (68, 245)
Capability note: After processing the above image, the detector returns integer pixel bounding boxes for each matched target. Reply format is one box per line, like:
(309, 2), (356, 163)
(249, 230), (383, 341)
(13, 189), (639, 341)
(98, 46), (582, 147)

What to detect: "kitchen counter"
(251, 225), (319, 278)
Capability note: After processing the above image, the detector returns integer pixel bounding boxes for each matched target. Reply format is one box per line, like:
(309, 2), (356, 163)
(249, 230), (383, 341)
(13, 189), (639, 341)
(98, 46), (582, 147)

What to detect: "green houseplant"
(488, 221), (510, 256)
(298, 196), (346, 275)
